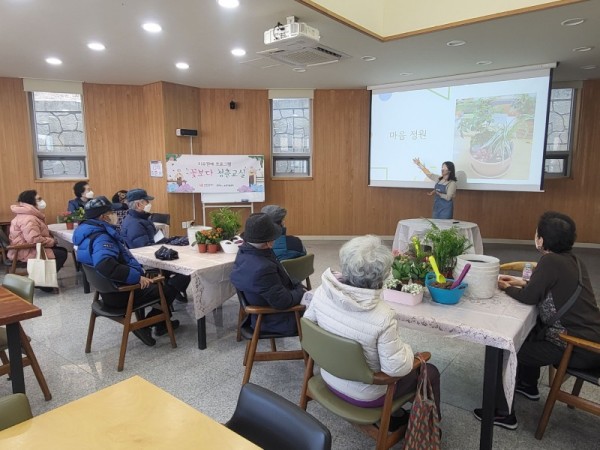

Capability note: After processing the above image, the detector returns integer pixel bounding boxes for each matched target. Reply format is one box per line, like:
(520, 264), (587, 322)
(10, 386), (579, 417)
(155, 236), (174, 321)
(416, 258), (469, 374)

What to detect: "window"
(28, 90), (87, 179)
(270, 90), (313, 178)
(545, 87), (578, 177)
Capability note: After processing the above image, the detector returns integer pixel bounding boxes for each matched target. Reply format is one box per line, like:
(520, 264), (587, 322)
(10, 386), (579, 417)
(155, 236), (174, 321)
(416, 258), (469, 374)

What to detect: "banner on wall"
(165, 154), (265, 194)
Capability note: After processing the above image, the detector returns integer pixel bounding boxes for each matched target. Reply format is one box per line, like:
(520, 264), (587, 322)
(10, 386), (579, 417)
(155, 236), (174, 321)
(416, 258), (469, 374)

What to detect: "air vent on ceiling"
(258, 43), (350, 67)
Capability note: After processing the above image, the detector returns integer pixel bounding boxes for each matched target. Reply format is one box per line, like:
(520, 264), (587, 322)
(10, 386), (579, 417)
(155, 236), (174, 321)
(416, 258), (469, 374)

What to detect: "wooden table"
(0, 376), (260, 449)
(0, 286), (42, 394)
(387, 290), (537, 449)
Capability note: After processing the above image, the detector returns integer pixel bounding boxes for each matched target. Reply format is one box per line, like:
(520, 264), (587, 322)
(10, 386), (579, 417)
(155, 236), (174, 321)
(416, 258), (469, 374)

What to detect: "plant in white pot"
(382, 278), (426, 306)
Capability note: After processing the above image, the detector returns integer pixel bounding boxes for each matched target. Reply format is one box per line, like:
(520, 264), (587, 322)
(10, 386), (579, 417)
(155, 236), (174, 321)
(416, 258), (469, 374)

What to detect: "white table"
(129, 244), (236, 349)
(392, 218), (484, 255)
(386, 290), (537, 449)
(48, 222), (170, 248)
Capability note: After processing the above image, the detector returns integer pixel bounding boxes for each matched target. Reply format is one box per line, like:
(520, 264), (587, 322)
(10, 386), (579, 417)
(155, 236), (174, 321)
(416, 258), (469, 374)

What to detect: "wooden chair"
(299, 318), (430, 450)
(0, 275), (51, 400)
(236, 253), (314, 342)
(499, 261), (537, 273)
(226, 383), (332, 450)
(0, 229), (35, 275)
(282, 253), (315, 289)
(535, 333), (600, 440)
(0, 393), (33, 431)
(236, 289), (305, 385)
(82, 265), (176, 371)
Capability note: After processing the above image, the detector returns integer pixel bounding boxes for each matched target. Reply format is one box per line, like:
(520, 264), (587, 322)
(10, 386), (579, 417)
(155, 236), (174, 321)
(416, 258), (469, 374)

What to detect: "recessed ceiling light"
(581, 65), (597, 70)
(175, 62), (190, 70)
(398, 72), (413, 76)
(231, 48), (246, 57)
(293, 67), (306, 72)
(561, 18), (585, 26)
(361, 56), (376, 62)
(142, 22), (162, 33)
(87, 42), (106, 51)
(573, 46), (593, 52)
(218, 0), (239, 8)
(446, 40), (466, 47)
(45, 57), (62, 65)
(476, 60), (493, 65)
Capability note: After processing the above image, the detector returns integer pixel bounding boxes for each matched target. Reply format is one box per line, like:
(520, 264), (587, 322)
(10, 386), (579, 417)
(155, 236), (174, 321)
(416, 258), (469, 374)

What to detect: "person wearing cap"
(120, 188), (190, 302)
(73, 196), (179, 345)
(67, 181), (94, 213)
(230, 213), (307, 335)
(261, 205), (306, 261)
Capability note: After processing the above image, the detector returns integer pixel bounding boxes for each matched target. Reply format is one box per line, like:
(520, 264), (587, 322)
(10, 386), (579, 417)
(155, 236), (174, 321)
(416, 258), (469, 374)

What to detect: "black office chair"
(226, 383), (332, 450)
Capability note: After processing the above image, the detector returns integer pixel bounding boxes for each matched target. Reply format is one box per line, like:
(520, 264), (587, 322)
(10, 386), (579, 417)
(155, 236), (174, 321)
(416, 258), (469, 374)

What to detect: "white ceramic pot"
(382, 289), (424, 306)
(453, 254), (500, 299)
(220, 235), (243, 254)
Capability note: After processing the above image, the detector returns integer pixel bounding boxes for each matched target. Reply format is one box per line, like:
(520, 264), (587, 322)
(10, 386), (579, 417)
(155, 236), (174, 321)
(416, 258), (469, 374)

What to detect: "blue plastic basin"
(425, 272), (467, 305)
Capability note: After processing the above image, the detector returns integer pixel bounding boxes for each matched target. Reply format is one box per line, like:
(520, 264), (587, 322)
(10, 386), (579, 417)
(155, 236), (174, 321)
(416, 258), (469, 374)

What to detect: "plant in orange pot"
(193, 230), (208, 253)
(58, 211), (75, 229)
(205, 228), (223, 254)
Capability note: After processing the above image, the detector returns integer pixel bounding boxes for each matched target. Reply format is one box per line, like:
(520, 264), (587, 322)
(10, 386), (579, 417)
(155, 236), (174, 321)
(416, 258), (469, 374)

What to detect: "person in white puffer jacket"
(304, 235), (441, 419)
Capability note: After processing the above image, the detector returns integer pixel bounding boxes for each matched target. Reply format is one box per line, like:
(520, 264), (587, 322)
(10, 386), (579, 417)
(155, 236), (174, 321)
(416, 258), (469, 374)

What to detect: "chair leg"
(242, 315), (263, 385)
(270, 338), (277, 352)
(568, 378), (585, 410)
(0, 350), (8, 366)
(117, 293), (136, 372)
(299, 357), (314, 410)
(19, 326), (51, 401)
(548, 365), (556, 386)
(236, 305), (245, 342)
(85, 311), (97, 353)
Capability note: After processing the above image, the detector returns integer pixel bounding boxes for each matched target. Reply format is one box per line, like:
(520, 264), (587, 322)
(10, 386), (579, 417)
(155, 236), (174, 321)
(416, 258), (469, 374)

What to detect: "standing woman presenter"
(413, 158), (457, 219)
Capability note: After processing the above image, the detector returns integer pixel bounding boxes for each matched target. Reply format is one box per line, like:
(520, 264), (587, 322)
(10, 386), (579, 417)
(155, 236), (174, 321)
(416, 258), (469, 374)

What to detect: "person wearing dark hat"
(73, 196), (179, 345)
(261, 204), (306, 261)
(230, 213), (307, 335)
(120, 188), (190, 303)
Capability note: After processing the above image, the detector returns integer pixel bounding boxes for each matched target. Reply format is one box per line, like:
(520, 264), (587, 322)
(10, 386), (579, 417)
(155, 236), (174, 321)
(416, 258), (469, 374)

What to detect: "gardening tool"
(428, 256), (446, 283)
(450, 263), (471, 289)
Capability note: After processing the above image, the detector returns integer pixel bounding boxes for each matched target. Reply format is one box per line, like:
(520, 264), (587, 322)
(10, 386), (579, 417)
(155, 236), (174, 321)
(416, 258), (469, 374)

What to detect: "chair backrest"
(81, 264), (120, 294)
(0, 393), (33, 431)
(499, 261), (537, 272)
(282, 253), (315, 284)
(2, 274), (34, 303)
(300, 317), (374, 384)
(150, 213), (170, 225)
(226, 383), (331, 450)
(0, 229), (9, 248)
(236, 289), (250, 309)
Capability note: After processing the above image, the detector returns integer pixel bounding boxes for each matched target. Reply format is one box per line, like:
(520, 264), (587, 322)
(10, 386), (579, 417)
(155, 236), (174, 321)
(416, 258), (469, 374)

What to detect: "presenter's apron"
(432, 181), (453, 219)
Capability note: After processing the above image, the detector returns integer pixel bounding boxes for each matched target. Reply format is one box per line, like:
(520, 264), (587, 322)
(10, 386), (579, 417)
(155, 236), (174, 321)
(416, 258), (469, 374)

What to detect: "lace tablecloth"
(48, 222), (169, 248)
(392, 218), (484, 255)
(129, 244), (236, 321)
(386, 289), (537, 409)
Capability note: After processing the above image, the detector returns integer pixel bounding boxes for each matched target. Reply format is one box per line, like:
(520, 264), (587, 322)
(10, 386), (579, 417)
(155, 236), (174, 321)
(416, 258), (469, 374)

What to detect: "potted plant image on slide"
(455, 94), (536, 178)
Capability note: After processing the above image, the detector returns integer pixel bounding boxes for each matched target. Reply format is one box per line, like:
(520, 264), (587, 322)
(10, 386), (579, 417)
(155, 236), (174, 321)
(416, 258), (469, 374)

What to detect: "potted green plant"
(423, 221), (472, 277)
(209, 208), (241, 240)
(192, 230), (208, 253)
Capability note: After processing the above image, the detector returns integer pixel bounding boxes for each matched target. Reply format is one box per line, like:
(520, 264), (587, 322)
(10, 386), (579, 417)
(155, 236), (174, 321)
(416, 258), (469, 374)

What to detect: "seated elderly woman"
(8, 190), (68, 292)
(304, 235), (441, 427)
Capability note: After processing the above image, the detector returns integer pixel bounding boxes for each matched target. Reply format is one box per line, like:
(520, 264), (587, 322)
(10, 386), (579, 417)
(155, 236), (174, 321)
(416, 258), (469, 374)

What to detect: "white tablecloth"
(48, 222), (170, 248)
(392, 218), (484, 255)
(386, 289), (537, 409)
(129, 244), (236, 321)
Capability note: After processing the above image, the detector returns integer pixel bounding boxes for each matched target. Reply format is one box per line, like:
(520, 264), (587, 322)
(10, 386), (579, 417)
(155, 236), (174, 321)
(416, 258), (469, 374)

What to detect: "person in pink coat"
(8, 190), (68, 289)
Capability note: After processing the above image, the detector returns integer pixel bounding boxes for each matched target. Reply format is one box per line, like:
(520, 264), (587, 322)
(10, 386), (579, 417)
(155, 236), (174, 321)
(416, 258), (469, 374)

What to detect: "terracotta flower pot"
(207, 244), (219, 254)
(198, 243), (207, 253)
(66, 222), (74, 230)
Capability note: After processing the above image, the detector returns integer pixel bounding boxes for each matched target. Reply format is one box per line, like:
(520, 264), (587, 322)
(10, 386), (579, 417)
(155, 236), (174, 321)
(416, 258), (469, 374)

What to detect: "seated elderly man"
(120, 188), (189, 302)
(261, 205), (306, 261)
(304, 235), (441, 430)
(73, 196), (179, 345)
(230, 213), (306, 335)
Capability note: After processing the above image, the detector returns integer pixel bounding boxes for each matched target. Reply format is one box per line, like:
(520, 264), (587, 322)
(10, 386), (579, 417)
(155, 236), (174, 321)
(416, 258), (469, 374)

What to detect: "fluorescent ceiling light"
(142, 22), (162, 33)
(176, 62), (190, 70)
(45, 57), (62, 65)
(87, 42), (106, 51)
(231, 48), (246, 56)
(218, 0), (239, 8)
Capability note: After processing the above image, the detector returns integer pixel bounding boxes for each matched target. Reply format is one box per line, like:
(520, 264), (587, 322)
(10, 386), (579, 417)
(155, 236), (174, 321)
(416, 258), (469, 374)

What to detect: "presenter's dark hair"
(17, 190), (37, 206)
(73, 181), (88, 198)
(537, 211), (576, 253)
(440, 161), (457, 182)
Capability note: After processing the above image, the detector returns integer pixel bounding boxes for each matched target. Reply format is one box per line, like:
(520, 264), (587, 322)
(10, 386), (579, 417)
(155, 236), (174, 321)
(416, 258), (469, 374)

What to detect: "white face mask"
(143, 203), (152, 213)
(85, 190), (94, 199)
(36, 200), (47, 210)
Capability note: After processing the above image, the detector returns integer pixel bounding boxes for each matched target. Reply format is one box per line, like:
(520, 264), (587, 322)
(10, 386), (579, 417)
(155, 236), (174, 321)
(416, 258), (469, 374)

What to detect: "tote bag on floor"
(403, 356), (442, 450)
(27, 243), (58, 288)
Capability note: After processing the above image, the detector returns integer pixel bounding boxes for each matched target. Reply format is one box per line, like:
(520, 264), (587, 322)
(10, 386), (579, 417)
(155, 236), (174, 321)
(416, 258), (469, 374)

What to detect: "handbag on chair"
(26, 243), (58, 288)
(403, 355), (442, 450)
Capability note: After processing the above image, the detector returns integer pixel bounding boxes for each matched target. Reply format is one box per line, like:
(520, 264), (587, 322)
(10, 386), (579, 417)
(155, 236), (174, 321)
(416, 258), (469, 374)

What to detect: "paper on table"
(154, 230), (164, 243)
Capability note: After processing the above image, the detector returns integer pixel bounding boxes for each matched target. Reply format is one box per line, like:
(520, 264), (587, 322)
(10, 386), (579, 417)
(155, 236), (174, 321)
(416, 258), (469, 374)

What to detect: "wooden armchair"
(299, 317), (431, 450)
(82, 265), (176, 371)
(236, 289), (305, 385)
(535, 333), (600, 440)
(0, 229), (36, 275)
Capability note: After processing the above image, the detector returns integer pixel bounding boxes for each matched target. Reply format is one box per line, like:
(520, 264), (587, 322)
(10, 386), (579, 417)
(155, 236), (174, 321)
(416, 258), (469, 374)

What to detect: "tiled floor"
(1, 240), (599, 449)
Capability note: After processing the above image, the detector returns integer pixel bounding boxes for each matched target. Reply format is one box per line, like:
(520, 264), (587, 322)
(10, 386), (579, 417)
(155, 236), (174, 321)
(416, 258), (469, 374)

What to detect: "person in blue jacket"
(67, 181), (94, 213)
(261, 205), (306, 261)
(120, 188), (190, 302)
(230, 213), (306, 335)
(73, 196), (179, 345)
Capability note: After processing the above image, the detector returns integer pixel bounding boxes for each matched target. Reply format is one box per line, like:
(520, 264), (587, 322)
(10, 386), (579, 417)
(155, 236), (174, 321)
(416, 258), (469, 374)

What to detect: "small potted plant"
(58, 211), (76, 229)
(383, 277), (425, 306)
(209, 208), (241, 240)
(193, 230), (208, 253)
(205, 228), (223, 253)
(423, 221), (472, 277)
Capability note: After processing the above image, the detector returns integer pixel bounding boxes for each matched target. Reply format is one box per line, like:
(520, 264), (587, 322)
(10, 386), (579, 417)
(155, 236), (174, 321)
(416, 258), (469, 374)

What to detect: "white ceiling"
(0, 0), (599, 89)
